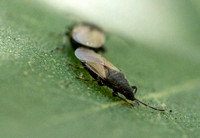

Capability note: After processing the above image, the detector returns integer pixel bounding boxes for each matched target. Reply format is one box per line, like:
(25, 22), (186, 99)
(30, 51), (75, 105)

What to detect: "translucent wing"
(103, 58), (120, 72)
(72, 24), (105, 48)
(75, 47), (107, 78)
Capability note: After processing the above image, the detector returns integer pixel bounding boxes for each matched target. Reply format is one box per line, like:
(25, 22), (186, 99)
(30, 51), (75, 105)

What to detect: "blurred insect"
(66, 22), (106, 52)
(74, 47), (165, 111)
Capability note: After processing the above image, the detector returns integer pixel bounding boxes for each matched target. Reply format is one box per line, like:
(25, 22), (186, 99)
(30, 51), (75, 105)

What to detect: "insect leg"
(65, 23), (75, 36)
(96, 77), (104, 86)
(49, 32), (66, 52)
(112, 92), (134, 107)
(53, 37), (66, 51)
(55, 25), (73, 52)
(64, 31), (70, 36)
(98, 81), (104, 86)
(131, 86), (137, 94)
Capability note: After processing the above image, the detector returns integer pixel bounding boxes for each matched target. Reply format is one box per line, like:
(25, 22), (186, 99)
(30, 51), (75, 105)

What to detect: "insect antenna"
(134, 98), (165, 111)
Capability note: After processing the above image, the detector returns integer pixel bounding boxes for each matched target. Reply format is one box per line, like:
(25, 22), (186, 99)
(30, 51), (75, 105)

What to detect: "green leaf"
(0, 0), (200, 137)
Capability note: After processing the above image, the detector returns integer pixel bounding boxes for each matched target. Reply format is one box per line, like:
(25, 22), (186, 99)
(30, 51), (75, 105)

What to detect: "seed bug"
(66, 22), (106, 52)
(74, 47), (165, 111)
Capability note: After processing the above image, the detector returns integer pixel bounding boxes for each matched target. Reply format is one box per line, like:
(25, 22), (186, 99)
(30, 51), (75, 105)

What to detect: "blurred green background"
(0, 0), (200, 137)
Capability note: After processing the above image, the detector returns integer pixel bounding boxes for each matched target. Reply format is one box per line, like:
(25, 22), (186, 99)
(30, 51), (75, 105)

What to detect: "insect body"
(75, 47), (165, 111)
(68, 22), (106, 52)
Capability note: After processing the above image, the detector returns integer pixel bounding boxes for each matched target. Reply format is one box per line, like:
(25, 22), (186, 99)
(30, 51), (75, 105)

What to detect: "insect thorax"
(105, 68), (133, 93)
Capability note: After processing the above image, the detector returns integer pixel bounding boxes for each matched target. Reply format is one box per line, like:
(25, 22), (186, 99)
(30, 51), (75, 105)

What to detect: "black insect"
(67, 22), (106, 52)
(74, 47), (165, 111)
